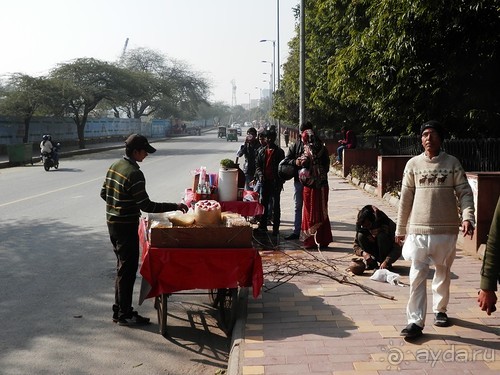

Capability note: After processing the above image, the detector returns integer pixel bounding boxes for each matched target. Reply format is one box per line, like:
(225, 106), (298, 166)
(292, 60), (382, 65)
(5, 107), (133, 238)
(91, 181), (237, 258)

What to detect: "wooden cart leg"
(154, 294), (168, 336)
(213, 288), (239, 335)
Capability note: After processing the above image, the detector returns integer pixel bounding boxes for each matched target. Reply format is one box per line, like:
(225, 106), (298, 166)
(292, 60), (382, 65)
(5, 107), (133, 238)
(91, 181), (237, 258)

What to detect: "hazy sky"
(0, 0), (298, 106)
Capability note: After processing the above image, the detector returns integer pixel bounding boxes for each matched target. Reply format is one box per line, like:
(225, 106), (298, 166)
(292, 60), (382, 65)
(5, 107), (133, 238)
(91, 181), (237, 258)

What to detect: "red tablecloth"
(220, 201), (264, 217)
(184, 188), (263, 217)
(138, 219), (263, 302)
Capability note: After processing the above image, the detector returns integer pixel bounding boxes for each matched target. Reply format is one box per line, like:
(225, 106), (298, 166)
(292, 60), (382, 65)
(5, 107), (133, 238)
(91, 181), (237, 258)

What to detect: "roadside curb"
(331, 167), (401, 208)
(227, 288), (249, 375)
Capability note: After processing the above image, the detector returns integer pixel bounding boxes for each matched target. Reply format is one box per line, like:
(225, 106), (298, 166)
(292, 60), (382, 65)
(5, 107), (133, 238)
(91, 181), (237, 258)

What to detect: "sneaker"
(117, 311), (151, 326)
(284, 233), (300, 240)
(400, 323), (423, 339)
(434, 312), (450, 327)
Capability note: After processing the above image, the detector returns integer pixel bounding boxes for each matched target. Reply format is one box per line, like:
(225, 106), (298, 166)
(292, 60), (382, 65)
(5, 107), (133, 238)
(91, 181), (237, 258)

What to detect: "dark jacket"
(281, 140), (304, 180)
(255, 143), (285, 185)
(236, 139), (260, 177)
(353, 206), (401, 264)
(480, 197), (500, 290)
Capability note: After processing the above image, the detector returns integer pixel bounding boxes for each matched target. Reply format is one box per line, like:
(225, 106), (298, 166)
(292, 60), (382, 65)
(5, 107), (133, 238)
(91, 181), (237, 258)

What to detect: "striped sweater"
(100, 157), (178, 223)
(396, 151), (475, 236)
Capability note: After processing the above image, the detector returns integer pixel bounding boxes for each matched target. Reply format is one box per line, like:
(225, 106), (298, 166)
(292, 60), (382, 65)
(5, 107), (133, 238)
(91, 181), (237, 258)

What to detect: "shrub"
(350, 165), (377, 187)
(385, 180), (402, 198)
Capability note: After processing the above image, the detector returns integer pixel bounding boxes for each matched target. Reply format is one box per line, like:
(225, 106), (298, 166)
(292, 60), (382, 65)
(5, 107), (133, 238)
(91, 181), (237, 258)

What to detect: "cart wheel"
(208, 289), (218, 307)
(154, 294), (168, 336)
(213, 288), (239, 335)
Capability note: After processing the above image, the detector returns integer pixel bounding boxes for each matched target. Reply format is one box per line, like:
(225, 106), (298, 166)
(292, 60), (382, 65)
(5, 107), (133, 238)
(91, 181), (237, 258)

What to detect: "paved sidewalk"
(229, 172), (500, 375)
(4, 138), (498, 373)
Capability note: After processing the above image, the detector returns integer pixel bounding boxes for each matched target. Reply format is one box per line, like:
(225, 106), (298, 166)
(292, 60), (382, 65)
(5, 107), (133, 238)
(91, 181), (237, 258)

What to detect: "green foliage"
(49, 58), (127, 148)
(220, 158), (236, 169)
(278, 0), (500, 137)
(386, 180), (402, 198)
(350, 164), (377, 187)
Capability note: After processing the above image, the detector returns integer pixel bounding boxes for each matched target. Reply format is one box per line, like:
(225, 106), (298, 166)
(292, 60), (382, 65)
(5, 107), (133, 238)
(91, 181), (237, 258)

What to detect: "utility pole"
(299, 0), (305, 126)
(231, 79), (237, 107)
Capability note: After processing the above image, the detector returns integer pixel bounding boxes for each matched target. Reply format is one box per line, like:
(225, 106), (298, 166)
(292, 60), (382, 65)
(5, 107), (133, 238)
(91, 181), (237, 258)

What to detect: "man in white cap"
(101, 134), (188, 326)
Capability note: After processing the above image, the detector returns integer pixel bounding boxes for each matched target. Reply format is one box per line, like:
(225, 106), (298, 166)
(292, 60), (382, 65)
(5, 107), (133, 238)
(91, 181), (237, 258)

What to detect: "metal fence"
(374, 136), (499, 172)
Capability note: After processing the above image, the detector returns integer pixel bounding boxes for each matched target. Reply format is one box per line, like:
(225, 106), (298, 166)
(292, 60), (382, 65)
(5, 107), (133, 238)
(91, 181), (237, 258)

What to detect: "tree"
(0, 74), (60, 143)
(116, 48), (210, 120)
(50, 58), (125, 148)
(278, 0), (500, 137)
(196, 101), (231, 126)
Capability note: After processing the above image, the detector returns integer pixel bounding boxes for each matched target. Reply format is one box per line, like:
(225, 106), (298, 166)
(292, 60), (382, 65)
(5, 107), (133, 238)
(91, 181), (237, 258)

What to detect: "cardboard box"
(150, 226), (253, 248)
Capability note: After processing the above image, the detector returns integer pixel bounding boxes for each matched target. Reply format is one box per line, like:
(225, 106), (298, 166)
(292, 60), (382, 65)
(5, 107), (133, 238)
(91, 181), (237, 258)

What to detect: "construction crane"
(119, 38), (129, 63)
(231, 79), (237, 107)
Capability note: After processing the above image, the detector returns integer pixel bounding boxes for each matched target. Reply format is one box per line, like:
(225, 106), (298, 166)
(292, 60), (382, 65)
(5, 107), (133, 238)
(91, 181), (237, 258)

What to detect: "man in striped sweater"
(396, 121), (475, 339)
(101, 134), (188, 326)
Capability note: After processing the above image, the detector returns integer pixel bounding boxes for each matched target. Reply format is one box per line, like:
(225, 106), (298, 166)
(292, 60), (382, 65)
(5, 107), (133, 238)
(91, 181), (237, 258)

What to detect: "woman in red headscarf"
(298, 129), (333, 249)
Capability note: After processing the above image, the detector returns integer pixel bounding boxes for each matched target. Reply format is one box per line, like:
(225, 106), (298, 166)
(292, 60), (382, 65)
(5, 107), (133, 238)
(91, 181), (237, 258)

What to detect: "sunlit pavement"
(229, 171), (500, 375)
(3, 137), (498, 374)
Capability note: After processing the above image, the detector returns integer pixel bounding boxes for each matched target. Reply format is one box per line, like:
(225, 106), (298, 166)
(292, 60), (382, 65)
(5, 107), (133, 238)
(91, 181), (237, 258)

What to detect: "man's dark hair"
(266, 130), (277, 142)
(356, 205), (375, 227)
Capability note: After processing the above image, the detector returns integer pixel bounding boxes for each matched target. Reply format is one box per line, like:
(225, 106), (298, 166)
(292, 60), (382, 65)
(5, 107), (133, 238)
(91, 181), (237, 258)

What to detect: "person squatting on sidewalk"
(395, 120), (475, 339)
(353, 205), (402, 270)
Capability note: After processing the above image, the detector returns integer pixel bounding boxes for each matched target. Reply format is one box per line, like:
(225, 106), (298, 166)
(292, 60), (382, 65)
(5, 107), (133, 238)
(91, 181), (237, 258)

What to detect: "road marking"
(0, 177), (103, 208)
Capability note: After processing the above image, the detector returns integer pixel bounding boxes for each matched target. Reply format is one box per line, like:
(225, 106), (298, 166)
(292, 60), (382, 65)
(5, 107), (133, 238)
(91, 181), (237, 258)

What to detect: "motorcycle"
(41, 143), (60, 171)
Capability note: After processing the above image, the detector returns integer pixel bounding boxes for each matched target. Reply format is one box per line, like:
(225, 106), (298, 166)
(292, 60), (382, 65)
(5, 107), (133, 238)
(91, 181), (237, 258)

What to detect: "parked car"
(232, 123), (242, 135)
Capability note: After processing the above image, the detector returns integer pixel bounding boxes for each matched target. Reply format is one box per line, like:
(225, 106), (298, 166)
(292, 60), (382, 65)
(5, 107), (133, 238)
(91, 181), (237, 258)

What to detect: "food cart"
(138, 217), (263, 336)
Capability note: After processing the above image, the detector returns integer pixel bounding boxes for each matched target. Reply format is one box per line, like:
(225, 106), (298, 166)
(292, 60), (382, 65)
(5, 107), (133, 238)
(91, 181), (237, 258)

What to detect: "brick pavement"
(229, 171), (500, 375)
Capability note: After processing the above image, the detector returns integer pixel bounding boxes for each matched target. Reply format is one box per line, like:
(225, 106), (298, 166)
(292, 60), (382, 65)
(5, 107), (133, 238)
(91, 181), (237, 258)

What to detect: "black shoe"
(256, 226), (268, 232)
(272, 230), (279, 236)
(112, 304), (119, 323)
(400, 323), (423, 339)
(434, 312), (450, 327)
(285, 233), (300, 240)
(364, 258), (378, 270)
(117, 311), (151, 326)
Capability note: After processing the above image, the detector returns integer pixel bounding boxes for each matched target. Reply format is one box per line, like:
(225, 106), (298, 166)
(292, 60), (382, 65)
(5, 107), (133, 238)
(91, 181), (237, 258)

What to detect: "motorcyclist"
(40, 135), (53, 155)
(40, 134), (59, 164)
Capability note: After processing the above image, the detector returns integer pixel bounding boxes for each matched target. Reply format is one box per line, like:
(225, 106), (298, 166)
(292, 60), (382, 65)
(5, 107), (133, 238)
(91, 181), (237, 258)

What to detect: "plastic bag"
(370, 269), (401, 286)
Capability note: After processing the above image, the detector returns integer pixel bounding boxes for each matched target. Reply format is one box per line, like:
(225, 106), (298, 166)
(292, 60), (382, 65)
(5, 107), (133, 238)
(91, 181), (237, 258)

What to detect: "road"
(0, 130), (245, 375)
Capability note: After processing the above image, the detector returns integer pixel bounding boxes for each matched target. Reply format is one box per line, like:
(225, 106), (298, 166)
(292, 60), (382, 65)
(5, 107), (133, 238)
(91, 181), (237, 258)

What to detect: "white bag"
(370, 269), (401, 286)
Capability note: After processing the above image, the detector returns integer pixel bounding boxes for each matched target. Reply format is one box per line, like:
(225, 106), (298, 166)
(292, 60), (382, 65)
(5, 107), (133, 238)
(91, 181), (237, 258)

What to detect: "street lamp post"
(254, 86), (262, 107)
(261, 60), (275, 95)
(259, 40), (276, 93)
(261, 61), (274, 126)
(244, 92), (251, 110)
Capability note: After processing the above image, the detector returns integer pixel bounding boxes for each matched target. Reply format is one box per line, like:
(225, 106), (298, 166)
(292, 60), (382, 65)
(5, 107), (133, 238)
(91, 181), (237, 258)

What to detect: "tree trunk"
(23, 116), (31, 144)
(74, 112), (89, 149)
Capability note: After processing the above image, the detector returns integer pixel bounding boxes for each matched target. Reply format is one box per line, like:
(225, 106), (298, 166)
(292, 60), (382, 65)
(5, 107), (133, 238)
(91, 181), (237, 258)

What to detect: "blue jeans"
(336, 145), (346, 162)
(293, 178), (303, 235)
